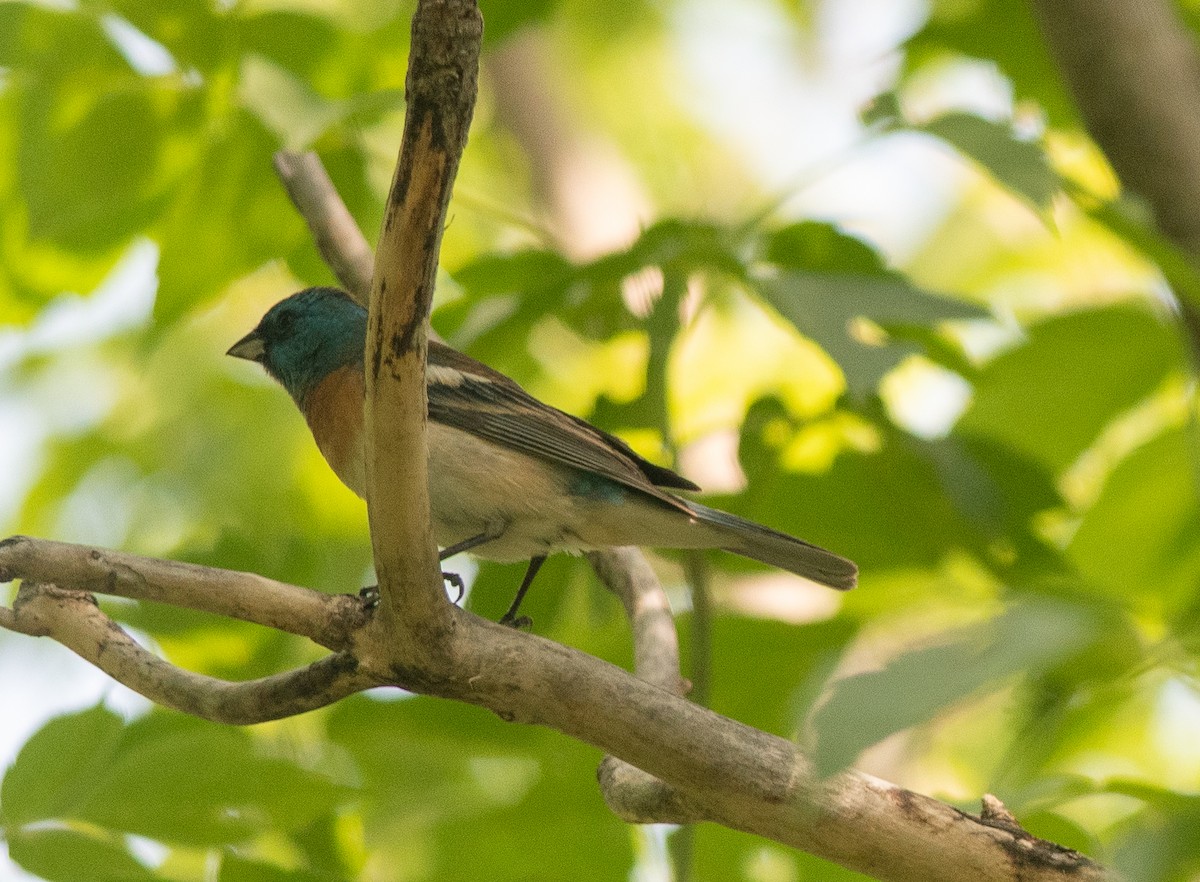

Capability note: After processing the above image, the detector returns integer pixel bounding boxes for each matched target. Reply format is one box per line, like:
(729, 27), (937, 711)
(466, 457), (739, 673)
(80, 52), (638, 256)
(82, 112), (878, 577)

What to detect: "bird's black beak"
(227, 329), (266, 363)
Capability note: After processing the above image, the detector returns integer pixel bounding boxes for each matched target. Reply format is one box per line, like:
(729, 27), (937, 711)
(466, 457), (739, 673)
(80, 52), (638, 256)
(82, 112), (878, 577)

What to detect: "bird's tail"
(684, 501), (857, 590)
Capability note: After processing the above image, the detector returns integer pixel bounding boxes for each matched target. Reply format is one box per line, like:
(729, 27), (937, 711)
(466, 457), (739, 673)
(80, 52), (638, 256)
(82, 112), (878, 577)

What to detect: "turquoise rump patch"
(569, 473), (626, 504)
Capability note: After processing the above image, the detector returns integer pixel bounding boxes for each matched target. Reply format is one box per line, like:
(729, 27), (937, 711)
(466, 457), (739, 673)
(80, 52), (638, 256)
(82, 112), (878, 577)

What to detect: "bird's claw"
(359, 584), (380, 610)
(443, 571), (465, 604)
(360, 577), (463, 609)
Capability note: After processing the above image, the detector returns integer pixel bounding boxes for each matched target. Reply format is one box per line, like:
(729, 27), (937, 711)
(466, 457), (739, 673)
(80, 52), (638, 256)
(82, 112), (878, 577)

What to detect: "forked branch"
(0, 1), (1117, 878)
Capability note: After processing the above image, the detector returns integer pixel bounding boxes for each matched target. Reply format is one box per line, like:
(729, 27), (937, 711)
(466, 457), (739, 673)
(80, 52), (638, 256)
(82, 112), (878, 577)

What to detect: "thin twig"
(274, 151), (376, 304)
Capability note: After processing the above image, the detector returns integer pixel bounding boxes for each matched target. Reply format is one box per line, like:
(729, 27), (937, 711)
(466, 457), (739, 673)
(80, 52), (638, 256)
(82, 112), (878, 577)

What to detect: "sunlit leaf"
(153, 111), (307, 324)
(756, 222), (987, 396)
(960, 305), (1186, 474)
(6, 828), (154, 882)
(1, 705), (124, 826)
(721, 398), (980, 571)
(808, 600), (1100, 775)
(917, 112), (1060, 213)
(1069, 427), (1200, 612)
(5, 710), (356, 847)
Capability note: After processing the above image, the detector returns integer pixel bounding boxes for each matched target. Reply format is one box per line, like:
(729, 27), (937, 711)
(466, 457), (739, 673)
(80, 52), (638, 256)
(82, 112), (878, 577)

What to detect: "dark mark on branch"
(370, 323), (385, 379)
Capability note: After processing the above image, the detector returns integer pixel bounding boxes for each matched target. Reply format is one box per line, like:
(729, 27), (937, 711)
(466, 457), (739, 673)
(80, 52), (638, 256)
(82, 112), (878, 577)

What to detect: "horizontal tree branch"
(0, 535), (367, 651)
(0, 535), (1109, 880)
(6, 582), (377, 724)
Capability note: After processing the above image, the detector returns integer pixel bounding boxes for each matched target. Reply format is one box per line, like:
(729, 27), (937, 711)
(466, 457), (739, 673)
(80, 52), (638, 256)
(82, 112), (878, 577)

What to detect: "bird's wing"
(427, 342), (696, 513)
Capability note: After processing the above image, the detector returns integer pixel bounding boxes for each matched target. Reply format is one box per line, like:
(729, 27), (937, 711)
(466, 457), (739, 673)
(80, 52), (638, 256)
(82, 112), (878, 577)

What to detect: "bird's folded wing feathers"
(426, 342), (696, 513)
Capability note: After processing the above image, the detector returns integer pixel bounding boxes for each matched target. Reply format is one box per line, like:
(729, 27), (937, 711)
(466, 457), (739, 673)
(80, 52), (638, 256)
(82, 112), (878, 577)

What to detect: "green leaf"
(959, 305), (1186, 473)
(808, 600), (1100, 776)
(704, 617), (859, 737)
(722, 398), (981, 571)
(0, 710), (356, 846)
(327, 694), (632, 882)
(220, 853), (342, 882)
(917, 112), (1060, 213)
(7, 827), (154, 882)
(235, 11), (341, 78)
(1069, 428), (1200, 612)
(238, 54), (341, 150)
(9, 8), (174, 254)
(1106, 781), (1200, 882)
(106, 0), (231, 73)
(906, 0), (1076, 127)
(72, 713), (356, 845)
(477, 0), (558, 46)
(756, 222), (987, 396)
(153, 110), (307, 324)
(1, 705), (125, 826)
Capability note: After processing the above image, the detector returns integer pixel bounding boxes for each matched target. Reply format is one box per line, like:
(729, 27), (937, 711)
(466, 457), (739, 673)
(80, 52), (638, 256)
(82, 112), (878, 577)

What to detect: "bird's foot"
(499, 612), (533, 630)
(443, 571), (465, 604)
(360, 577), (463, 609)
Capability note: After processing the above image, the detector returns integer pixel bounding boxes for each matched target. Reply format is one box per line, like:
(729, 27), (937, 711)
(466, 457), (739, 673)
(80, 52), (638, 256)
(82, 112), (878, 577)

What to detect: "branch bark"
(362, 0), (481, 650)
(1030, 0), (1200, 343)
(0, 536), (1110, 882)
(6, 581), (376, 724)
(273, 151), (375, 304)
(0, 535), (367, 650)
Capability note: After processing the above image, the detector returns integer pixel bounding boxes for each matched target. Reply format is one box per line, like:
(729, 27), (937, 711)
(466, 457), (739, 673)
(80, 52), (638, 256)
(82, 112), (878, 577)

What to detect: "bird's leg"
(437, 524), (505, 605)
(438, 529), (503, 560)
(499, 555), (546, 629)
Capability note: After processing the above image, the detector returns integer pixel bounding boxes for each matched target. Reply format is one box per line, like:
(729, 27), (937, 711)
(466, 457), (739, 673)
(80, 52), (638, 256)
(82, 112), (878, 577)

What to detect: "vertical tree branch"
(1030, 0), (1200, 343)
(364, 0), (482, 651)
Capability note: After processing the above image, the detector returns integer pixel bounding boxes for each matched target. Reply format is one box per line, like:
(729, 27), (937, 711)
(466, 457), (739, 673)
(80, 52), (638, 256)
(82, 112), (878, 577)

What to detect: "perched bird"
(228, 286), (857, 624)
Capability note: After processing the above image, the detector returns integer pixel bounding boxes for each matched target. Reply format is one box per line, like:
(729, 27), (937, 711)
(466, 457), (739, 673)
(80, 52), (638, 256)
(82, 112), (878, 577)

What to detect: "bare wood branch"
(0, 535), (367, 651)
(588, 547), (697, 822)
(438, 611), (1109, 882)
(7, 583), (377, 724)
(274, 150), (376, 305)
(588, 547), (685, 694)
(1, 534), (1111, 880)
(363, 0), (481, 647)
(1031, 0), (1200, 342)
(0, 2), (1121, 877)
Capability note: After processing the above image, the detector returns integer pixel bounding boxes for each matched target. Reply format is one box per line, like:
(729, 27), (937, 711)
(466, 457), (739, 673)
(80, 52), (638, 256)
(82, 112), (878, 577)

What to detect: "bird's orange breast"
(302, 366), (367, 496)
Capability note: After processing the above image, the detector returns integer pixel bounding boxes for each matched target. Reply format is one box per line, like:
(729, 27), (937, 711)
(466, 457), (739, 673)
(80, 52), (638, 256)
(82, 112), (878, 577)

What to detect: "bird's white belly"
(427, 422), (595, 561)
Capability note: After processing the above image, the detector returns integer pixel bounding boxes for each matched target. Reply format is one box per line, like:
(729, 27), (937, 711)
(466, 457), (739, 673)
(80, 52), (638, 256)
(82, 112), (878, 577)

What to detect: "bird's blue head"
(227, 287), (367, 405)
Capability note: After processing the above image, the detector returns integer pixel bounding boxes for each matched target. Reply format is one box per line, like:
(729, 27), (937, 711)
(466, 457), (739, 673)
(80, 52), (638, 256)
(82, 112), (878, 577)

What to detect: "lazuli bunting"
(228, 287), (857, 623)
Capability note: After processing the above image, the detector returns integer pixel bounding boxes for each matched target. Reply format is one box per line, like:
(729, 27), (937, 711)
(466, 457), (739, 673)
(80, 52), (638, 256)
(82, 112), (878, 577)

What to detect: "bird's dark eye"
(276, 310), (297, 333)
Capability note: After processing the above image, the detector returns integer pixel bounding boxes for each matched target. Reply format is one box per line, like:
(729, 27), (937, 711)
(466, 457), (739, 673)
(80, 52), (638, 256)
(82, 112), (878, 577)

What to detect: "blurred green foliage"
(1, 0), (1199, 880)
